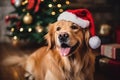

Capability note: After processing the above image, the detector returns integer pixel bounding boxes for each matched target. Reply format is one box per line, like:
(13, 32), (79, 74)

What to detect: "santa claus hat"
(57, 9), (101, 49)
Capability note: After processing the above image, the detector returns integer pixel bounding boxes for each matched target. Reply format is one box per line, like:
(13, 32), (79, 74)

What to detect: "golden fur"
(4, 20), (95, 80)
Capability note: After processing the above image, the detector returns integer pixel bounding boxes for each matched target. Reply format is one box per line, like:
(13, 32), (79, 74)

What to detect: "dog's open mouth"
(59, 42), (79, 56)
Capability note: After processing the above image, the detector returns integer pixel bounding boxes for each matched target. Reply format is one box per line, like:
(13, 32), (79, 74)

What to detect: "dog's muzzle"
(58, 32), (69, 44)
(58, 32), (79, 56)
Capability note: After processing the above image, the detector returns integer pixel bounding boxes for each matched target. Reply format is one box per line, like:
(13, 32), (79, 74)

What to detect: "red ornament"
(11, 0), (22, 7)
(5, 15), (10, 23)
(16, 21), (21, 29)
(11, 0), (15, 5)
(27, 0), (35, 10)
(27, 0), (41, 12)
(5, 15), (18, 23)
(34, 0), (41, 12)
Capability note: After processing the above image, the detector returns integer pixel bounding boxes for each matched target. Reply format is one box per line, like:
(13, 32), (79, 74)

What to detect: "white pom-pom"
(89, 36), (101, 49)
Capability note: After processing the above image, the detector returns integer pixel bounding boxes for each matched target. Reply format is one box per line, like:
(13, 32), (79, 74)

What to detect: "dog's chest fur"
(45, 50), (85, 80)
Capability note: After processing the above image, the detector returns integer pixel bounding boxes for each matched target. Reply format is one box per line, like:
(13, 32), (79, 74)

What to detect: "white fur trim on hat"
(89, 36), (101, 49)
(57, 11), (90, 28)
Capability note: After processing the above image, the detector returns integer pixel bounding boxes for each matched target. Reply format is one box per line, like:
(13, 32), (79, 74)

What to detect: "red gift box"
(101, 44), (120, 60)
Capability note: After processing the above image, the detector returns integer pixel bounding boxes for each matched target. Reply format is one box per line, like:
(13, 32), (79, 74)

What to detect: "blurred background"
(0, 0), (120, 80)
(0, 0), (120, 43)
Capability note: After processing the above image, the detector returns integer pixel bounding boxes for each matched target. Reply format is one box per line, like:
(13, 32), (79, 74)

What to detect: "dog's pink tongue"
(60, 48), (70, 56)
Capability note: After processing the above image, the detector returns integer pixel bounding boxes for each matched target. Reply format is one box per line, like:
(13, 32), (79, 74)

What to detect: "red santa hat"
(57, 9), (101, 49)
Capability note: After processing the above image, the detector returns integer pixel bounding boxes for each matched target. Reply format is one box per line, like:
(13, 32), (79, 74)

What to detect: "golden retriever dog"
(3, 9), (100, 80)
(3, 20), (95, 80)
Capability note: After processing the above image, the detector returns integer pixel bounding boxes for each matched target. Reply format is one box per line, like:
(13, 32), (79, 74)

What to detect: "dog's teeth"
(24, 73), (30, 77)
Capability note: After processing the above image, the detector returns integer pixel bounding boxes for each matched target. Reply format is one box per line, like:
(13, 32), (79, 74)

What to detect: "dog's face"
(45, 20), (90, 56)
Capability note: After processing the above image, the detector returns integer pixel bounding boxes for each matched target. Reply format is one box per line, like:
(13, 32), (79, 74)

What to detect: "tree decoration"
(99, 24), (113, 44)
(5, 15), (18, 23)
(16, 21), (21, 29)
(15, 0), (22, 7)
(51, 11), (56, 15)
(27, 0), (41, 12)
(11, 0), (22, 7)
(6, 0), (70, 43)
(66, 0), (70, 5)
(11, 28), (15, 32)
(26, 0), (35, 10)
(35, 24), (43, 33)
(99, 24), (111, 36)
(5, 15), (10, 23)
(34, 0), (41, 12)
(28, 27), (32, 32)
(23, 13), (33, 24)
(22, 0), (28, 6)
(11, 0), (15, 5)
(19, 27), (24, 32)
(12, 35), (19, 46)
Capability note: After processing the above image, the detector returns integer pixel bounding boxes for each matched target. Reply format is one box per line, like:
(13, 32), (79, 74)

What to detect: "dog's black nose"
(58, 32), (69, 43)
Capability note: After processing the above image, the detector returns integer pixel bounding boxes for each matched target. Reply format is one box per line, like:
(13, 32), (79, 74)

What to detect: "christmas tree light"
(6, 0), (70, 43)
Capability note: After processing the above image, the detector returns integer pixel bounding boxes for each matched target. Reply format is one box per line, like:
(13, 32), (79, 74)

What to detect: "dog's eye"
(71, 25), (78, 30)
(56, 27), (61, 31)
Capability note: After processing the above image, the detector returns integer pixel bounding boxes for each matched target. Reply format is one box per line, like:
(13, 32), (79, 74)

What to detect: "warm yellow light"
(51, 11), (56, 15)
(38, 28), (42, 33)
(36, 25), (43, 33)
(20, 28), (24, 32)
(48, 4), (53, 8)
(22, 0), (28, 5)
(57, 4), (61, 8)
(22, 9), (26, 12)
(66, 1), (70, 5)
(41, 0), (44, 2)
(11, 28), (15, 32)
(13, 36), (17, 40)
(28, 28), (32, 32)
(59, 9), (63, 12)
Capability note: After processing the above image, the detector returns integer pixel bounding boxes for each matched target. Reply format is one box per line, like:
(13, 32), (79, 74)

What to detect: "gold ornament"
(99, 24), (111, 36)
(22, 0), (28, 5)
(23, 13), (33, 24)
(35, 25), (43, 33)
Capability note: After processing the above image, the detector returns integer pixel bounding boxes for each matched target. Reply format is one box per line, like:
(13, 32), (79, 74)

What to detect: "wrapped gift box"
(101, 44), (120, 60)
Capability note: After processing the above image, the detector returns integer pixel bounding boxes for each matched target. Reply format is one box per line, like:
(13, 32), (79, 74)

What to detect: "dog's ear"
(45, 24), (55, 49)
(84, 29), (90, 48)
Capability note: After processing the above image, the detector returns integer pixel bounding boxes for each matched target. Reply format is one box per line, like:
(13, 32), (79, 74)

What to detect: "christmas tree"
(5, 0), (70, 43)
